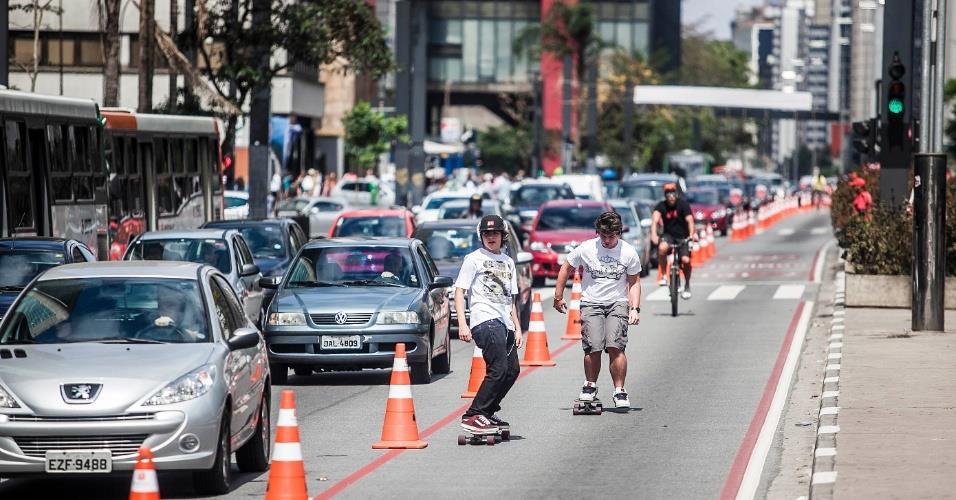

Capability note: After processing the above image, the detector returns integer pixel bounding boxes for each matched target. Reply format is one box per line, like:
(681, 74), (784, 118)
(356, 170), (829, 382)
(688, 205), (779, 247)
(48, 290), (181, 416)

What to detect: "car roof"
(302, 237), (415, 249)
(606, 198), (634, 207)
(688, 186), (719, 193)
(541, 199), (608, 208)
(415, 219), (483, 230)
(0, 237), (69, 250)
(203, 218), (291, 229)
(37, 261), (205, 281)
(136, 229), (232, 240)
(515, 179), (571, 187)
(338, 209), (409, 218)
(621, 173), (678, 184)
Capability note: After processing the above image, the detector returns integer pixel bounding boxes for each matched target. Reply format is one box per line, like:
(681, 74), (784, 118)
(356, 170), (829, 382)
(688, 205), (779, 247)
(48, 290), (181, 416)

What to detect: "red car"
(526, 200), (613, 286)
(686, 187), (731, 236)
(329, 209), (417, 238)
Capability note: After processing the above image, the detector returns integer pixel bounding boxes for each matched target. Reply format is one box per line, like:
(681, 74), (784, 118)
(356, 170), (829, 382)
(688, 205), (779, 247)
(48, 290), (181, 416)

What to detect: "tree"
(9, 0), (62, 92)
(137, 0), (156, 112)
(97, 0), (122, 106)
(342, 101), (407, 173)
(477, 125), (533, 175)
(680, 24), (751, 88)
(151, 0), (393, 159)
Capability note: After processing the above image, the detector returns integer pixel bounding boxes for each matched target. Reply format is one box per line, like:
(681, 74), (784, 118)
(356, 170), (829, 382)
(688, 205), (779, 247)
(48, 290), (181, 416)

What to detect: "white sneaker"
(613, 391), (630, 408)
(578, 384), (598, 402)
(681, 289), (692, 300)
(658, 278), (667, 286)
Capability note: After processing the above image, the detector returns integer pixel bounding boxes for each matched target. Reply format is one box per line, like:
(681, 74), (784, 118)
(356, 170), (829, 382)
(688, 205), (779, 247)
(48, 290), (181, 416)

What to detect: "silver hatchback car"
(0, 262), (270, 495)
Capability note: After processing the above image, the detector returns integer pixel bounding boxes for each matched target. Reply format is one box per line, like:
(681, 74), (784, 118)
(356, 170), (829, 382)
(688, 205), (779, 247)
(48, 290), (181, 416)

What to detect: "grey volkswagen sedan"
(0, 262), (270, 495)
(260, 238), (453, 384)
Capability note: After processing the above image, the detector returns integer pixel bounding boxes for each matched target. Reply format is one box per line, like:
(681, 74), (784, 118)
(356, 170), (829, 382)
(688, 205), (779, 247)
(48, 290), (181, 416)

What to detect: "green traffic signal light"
(888, 98), (904, 114)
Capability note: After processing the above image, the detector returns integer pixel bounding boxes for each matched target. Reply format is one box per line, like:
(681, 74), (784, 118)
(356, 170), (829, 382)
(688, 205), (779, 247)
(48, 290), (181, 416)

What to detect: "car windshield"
(438, 201), (498, 219)
(334, 216), (406, 237)
(536, 205), (606, 231)
(425, 196), (465, 209)
(127, 238), (232, 274)
(237, 227), (286, 260)
(0, 250), (66, 289)
(285, 246), (419, 288)
(415, 227), (480, 260)
(513, 186), (573, 207)
(224, 196), (247, 209)
(687, 191), (720, 205)
(277, 198), (310, 212)
(611, 205), (638, 227)
(620, 184), (664, 201)
(0, 278), (209, 344)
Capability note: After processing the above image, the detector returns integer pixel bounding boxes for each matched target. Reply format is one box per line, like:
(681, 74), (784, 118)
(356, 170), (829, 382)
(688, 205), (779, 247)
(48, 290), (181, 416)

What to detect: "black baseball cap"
(478, 215), (506, 233)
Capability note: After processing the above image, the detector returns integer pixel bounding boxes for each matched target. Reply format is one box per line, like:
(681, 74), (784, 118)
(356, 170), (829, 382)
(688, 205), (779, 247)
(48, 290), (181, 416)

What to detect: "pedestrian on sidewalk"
(455, 215), (524, 435)
(553, 211), (642, 408)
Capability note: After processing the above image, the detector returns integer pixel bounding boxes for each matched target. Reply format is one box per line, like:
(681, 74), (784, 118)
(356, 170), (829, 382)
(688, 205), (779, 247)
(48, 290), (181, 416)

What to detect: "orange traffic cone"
(707, 226), (716, 258)
(460, 346), (486, 398)
(698, 232), (710, 263)
(521, 293), (556, 366)
(129, 447), (160, 500)
(265, 390), (308, 500)
(373, 343), (427, 449)
(691, 240), (702, 267)
(561, 273), (583, 340)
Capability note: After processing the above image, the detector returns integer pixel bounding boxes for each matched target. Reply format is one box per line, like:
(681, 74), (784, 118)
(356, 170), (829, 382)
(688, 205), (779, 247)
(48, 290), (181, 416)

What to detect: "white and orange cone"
(460, 346), (486, 398)
(706, 225), (716, 259)
(521, 293), (556, 366)
(561, 272), (583, 340)
(373, 343), (427, 449)
(129, 447), (160, 500)
(265, 390), (308, 500)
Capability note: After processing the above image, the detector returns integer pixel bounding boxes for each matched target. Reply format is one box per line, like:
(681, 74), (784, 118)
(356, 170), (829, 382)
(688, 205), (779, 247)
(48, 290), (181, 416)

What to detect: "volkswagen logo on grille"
(61, 383), (102, 404)
(334, 312), (349, 325)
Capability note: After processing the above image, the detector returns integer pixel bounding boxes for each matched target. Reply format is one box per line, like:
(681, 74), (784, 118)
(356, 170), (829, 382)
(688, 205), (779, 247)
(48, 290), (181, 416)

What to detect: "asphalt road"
(0, 210), (834, 500)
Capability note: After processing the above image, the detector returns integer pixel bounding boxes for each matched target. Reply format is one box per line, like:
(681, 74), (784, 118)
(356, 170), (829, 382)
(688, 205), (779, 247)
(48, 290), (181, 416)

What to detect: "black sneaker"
(613, 391), (631, 408)
(460, 414), (499, 435)
(578, 384), (598, 402)
(488, 414), (509, 427)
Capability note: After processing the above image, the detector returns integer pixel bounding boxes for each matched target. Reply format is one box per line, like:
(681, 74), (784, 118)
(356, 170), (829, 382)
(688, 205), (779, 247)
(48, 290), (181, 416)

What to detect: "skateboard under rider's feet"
(572, 398), (603, 415)
(457, 426), (510, 446)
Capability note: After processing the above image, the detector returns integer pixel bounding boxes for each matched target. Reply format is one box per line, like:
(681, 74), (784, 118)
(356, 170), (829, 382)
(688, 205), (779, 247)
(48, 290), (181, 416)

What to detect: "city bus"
(0, 89), (109, 257)
(101, 109), (223, 259)
(664, 149), (714, 179)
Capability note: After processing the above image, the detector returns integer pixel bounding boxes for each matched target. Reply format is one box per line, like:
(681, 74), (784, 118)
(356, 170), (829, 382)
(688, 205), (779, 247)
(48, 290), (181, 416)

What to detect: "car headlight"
(0, 384), (20, 408)
(712, 209), (726, 219)
(143, 365), (216, 406)
(530, 241), (551, 252)
(267, 312), (307, 326)
(377, 311), (420, 324)
(694, 211), (705, 220)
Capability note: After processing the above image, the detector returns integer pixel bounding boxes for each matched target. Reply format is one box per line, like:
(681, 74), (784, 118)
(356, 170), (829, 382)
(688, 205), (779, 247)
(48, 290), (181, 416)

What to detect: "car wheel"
(270, 363), (288, 385)
(520, 299), (531, 333)
(293, 367), (312, 377)
(432, 328), (451, 375)
(236, 392), (270, 473)
(532, 276), (545, 288)
(193, 412), (231, 495)
(410, 341), (433, 384)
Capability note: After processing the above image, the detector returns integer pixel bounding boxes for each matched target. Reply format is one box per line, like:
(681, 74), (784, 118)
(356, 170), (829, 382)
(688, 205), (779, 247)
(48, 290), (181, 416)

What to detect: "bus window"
(126, 136), (139, 175)
(185, 138), (198, 174)
(171, 138), (184, 174)
(47, 124), (72, 202)
(69, 126), (93, 201)
(111, 136), (125, 175)
(4, 121), (35, 231)
(156, 138), (169, 175)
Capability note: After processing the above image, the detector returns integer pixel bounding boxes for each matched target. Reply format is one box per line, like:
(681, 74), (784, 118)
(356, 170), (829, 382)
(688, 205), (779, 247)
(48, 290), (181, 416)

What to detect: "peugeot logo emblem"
(334, 312), (349, 325)
(61, 383), (102, 404)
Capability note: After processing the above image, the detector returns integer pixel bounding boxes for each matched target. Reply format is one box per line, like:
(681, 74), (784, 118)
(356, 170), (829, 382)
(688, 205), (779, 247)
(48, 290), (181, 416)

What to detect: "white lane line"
(773, 284), (806, 300)
(811, 227), (830, 235)
(829, 334), (843, 340)
(735, 301), (814, 500)
(831, 324), (845, 331)
(829, 342), (843, 349)
(778, 228), (796, 236)
(820, 406), (840, 416)
(646, 287), (671, 301)
(831, 317), (844, 324)
(828, 352), (842, 360)
(818, 425), (840, 435)
(826, 364), (841, 371)
(812, 471), (838, 485)
(833, 310), (845, 317)
(707, 285), (746, 301)
(822, 391), (840, 398)
(824, 376), (840, 384)
(813, 239), (835, 284)
(815, 447), (837, 458)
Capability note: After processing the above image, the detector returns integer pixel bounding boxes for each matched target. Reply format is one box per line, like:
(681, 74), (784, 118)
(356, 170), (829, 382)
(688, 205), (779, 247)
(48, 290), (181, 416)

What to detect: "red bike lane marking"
(314, 338), (581, 499)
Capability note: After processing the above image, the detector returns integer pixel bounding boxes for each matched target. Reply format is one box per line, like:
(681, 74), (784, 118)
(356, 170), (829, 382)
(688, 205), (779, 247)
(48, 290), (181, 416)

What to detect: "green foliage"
(343, 102), (407, 171)
(680, 27), (751, 88)
(477, 125), (533, 175)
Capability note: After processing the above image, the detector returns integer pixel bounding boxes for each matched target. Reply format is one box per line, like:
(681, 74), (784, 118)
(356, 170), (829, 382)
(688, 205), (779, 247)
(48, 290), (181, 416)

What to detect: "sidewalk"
(825, 307), (956, 499)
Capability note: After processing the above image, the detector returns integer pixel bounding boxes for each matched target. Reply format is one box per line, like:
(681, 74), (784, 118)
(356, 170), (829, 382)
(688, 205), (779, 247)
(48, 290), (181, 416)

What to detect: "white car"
(553, 174), (605, 201)
(223, 190), (249, 220)
(275, 196), (350, 238)
(331, 178), (396, 208)
(413, 191), (476, 223)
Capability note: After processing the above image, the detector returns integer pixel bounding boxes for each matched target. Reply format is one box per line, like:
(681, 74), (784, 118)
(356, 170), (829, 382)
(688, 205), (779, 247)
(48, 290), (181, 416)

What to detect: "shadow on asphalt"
(277, 368), (454, 387)
(0, 469), (265, 499)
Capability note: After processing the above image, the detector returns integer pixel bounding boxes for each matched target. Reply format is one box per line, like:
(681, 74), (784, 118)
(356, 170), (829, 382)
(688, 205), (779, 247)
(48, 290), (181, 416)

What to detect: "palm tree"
(99, 0), (121, 106)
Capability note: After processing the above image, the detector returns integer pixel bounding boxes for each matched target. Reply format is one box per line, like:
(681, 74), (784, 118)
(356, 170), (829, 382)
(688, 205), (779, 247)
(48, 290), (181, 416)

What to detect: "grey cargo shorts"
(580, 302), (629, 354)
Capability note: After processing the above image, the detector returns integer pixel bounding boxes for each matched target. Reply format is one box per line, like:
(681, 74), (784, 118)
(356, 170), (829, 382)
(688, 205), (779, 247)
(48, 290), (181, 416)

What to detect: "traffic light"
(852, 118), (880, 159)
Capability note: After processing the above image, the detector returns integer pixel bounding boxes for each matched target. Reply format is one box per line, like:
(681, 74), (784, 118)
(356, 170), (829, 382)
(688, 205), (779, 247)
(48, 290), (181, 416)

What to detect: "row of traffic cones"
(690, 226), (718, 267)
(730, 195), (813, 242)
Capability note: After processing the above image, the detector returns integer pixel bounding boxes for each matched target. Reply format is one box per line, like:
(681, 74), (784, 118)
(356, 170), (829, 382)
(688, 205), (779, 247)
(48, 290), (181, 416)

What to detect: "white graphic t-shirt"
(454, 248), (518, 330)
(567, 238), (641, 304)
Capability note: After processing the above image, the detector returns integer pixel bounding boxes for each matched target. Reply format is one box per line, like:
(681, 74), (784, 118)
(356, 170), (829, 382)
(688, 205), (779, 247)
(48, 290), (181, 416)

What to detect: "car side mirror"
(430, 275), (454, 289)
(516, 251), (533, 265)
(310, 207), (320, 214)
(258, 276), (281, 289)
(240, 263), (260, 277)
(228, 327), (261, 350)
(412, 206), (422, 214)
(622, 225), (631, 233)
(641, 219), (652, 228)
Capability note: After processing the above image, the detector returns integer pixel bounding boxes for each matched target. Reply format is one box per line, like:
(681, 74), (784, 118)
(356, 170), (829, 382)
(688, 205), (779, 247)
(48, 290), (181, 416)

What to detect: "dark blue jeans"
(464, 319), (520, 418)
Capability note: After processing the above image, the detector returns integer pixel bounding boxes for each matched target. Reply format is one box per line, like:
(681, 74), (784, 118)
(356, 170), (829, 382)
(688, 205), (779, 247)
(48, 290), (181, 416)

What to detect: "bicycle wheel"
(669, 254), (680, 317)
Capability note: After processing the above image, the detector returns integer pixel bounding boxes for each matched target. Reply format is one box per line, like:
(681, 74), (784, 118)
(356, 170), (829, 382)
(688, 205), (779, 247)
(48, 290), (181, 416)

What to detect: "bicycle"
(664, 237), (693, 317)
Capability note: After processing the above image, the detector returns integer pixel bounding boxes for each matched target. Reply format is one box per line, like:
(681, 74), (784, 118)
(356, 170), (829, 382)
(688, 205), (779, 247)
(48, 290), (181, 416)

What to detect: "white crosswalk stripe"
(778, 228), (795, 236)
(646, 287), (672, 301)
(811, 227), (830, 235)
(773, 284), (806, 299)
(706, 285), (746, 301)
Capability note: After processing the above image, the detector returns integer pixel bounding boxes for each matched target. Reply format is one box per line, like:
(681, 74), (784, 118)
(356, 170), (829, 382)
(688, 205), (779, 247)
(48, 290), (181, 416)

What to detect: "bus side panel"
(51, 203), (102, 256)
(157, 192), (205, 231)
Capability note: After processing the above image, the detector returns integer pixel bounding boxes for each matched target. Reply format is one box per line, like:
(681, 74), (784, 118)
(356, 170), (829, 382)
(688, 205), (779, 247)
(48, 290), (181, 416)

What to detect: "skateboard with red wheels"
(572, 398), (603, 415)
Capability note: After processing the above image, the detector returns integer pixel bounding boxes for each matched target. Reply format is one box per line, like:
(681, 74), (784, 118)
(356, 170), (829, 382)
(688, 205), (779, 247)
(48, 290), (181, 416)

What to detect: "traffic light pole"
(913, 0), (947, 331)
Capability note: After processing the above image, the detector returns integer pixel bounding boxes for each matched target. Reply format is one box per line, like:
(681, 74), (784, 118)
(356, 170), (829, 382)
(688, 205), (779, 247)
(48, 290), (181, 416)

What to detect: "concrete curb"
(809, 264), (844, 499)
